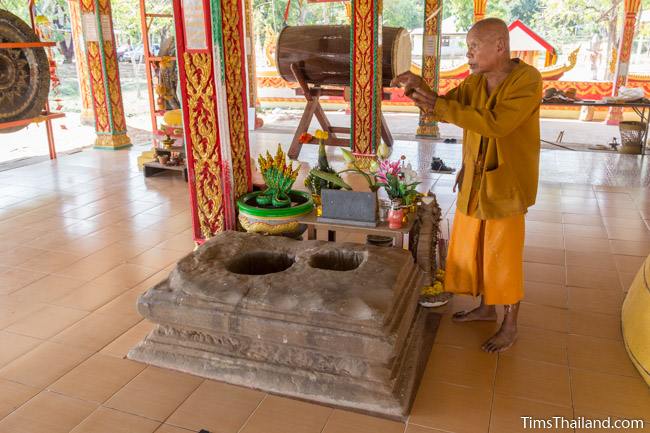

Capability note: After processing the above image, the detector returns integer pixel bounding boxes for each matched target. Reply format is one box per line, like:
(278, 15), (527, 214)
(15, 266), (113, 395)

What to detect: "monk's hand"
(390, 71), (431, 98)
(411, 88), (438, 114)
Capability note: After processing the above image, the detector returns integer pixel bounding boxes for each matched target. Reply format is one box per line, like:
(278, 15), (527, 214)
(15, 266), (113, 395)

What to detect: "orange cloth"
(445, 210), (525, 306)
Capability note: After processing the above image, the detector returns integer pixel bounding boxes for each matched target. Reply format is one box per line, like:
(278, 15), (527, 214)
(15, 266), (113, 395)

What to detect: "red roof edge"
(508, 19), (556, 54)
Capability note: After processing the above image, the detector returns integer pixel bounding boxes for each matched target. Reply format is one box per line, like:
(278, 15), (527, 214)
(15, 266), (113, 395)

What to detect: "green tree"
(383, 0), (423, 29)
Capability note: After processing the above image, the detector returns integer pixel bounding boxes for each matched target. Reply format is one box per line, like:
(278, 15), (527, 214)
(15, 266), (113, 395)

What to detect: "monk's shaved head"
(469, 18), (510, 52)
(465, 17), (512, 74)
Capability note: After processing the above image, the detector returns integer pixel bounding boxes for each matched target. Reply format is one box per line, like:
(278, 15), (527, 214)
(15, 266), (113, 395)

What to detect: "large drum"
(0, 9), (50, 133)
(276, 25), (412, 87)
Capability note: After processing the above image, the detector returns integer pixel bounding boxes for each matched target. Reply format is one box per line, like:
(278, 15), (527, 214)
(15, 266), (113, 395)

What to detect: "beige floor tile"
(523, 263), (565, 285)
(524, 232), (564, 249)
(501, 331), (568, 366)
(517, 325), (568, 348)
(561, 213), (603, 226)
(409, 381), (492, 433)
(518, 303), (568, 333)
(405, 425), (449, 433)
(421, 344), (497, 390)
(70, 407), (161, 433)
(100, 320), (156, 358)
(619, 271), (637, 291)
(564, 235), (612, 253)
(566, 266), (622, 291)
(569, 310), (623, 341)
(105, 366), (203, 422)
(4, 305), (88, 339)
(6, 275), (85, 304)
(154, 231), (195, 253)
(154, 425), (194, 433)
(0, 390), (97, 433)
(599, 207), (642, 219)
(563, 223), (608, 239)
(239, 395), (332, 433)
(94, 287), (146, 322)
(0, 331), (42, 368)
(523, 246), (564, 266)
(48, 354), (146, 403)
(0, 268), (48, 295)
(0, 341), (92, 388)
(50, 282), (130, 312)
(524, 281), (567, 308)
(526, 210), (563, 223)
(0, 246), (48, 268)
(565, 250), (616, 271)
(321, 409), (404, 433)
(89, 263), (158, 289)
(613, 254), (645, 273)
(167, 380), (265, 433)
(568, 286), (623, 315)
(606, 226), (650, 242)
(489, 395), (573, 433)
(609, 239), (650, 256)
(571, 369), (650, 421)
(54, 256), (122, 282)
(433, 314), (500, 350)
(526, 221), (564, 235)
(494, 356), (572, 407)
(17, 250), (85, 274)
(0, 299), (45, 329)
(0, 379), (39, 419)
(602, 216), (648, 229)
(50, 311), (141, 351)
(567, 334), (639, 377)
(127, 248), (187, 270)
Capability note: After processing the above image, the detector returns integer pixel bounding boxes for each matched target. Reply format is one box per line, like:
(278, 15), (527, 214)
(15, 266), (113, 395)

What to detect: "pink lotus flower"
(376, 159), (401, 184)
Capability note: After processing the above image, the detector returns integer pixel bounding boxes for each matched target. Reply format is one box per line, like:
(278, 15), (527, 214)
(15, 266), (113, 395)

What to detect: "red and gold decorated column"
(473, 0), (487, 22)
(68, 0), (94, 125)
(417, 0), (442, 138)
(350, 0), (382, 156)
(210, 0), (253, 210)
(172, 0), (252, 241)
(606, 0), (641, 125)
(79, 0), (130, 148)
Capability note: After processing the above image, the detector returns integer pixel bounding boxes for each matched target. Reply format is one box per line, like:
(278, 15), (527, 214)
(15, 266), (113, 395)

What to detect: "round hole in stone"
(225, 251), (295, 275)
(308, 250), (364, 271)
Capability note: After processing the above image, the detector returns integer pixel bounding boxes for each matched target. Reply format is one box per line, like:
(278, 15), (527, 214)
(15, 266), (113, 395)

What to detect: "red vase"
(387, 207), (403, 229)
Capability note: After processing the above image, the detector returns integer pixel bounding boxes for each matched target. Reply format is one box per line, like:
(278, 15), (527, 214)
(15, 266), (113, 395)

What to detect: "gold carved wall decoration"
(220, 0), (251, 198)
(184, 52), (224, 237)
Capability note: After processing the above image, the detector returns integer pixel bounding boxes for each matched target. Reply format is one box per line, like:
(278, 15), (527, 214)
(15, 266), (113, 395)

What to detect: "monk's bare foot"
(481, 325), (517, 353)
(481, 302), (520, 353)
(452, 302), (497, 322)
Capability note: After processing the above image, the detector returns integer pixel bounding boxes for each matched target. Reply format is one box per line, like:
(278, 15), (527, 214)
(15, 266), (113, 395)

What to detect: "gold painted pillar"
(606, 0), (641, 125)
(473, 0), (487, 22)
(172, 0), (252, 241)
(79, 0), (131, 149)
(350, 0), (382, 156)
(417, 0), (442, 138)
(68, 0), (94, 125)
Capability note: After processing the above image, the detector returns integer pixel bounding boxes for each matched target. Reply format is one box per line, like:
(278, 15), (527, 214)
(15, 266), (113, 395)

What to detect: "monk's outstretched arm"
(431, 72), (542, 138)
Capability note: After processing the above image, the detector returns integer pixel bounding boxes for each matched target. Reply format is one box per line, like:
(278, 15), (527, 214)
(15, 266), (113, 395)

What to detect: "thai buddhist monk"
(392, 17), (542, 352)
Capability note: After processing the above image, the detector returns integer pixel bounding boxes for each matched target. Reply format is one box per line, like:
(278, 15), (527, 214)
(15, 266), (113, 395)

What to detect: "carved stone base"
(128, 232), (440, 420)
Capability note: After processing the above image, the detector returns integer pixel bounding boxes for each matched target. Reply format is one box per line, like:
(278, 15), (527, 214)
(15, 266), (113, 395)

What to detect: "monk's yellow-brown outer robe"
(432, 60), (543, 305)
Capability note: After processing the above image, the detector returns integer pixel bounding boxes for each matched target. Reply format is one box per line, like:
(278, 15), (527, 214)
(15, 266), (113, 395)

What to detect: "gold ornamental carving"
(184, 52), (224, 237)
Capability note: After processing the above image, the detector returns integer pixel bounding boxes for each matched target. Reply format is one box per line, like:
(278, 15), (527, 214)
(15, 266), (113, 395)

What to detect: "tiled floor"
(0, 137), (649, 433)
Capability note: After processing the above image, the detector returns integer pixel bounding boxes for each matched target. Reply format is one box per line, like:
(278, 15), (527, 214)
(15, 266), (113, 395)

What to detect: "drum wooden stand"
(287, 63), (394, 160)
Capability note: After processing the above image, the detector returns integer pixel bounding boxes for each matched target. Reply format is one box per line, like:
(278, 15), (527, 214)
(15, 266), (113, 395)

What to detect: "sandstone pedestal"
(128, 231), (439, 420)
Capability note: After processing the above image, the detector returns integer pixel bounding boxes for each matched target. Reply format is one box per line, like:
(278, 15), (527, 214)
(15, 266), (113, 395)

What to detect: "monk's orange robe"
(431, 60), (542, 305)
